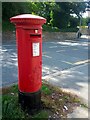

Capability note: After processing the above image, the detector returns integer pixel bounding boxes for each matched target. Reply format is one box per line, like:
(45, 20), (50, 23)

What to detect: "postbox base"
(18, 90), (41, 114)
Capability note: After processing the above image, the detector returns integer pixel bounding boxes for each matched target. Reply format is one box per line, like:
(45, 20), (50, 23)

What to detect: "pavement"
(43, 63), (89, 118)
(1, 34), (90, 118)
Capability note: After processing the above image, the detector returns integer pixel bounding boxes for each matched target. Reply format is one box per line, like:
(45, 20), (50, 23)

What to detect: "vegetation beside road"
(2, 20), (79, 32)
(2, 2), (90, 32)
(2, 21), (79, 32)
(2, 82), (87, 119)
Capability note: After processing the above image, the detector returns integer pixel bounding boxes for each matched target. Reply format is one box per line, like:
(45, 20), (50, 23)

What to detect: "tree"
(2, 2), (87, 29)
(52, 2), (87, 29)
(69, 16), (79, 28)
(2, 2), (30, 20)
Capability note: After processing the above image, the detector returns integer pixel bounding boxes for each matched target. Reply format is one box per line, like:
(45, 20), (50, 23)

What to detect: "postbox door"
(30, 33), (42, 90)
(18, 29), (42, 93)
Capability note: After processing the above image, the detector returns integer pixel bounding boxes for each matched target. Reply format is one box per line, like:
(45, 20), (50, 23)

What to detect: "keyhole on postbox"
(35, 29), (38, 33)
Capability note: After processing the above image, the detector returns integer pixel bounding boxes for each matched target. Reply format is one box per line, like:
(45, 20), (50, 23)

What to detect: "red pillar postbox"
(10, 14), (46, 112)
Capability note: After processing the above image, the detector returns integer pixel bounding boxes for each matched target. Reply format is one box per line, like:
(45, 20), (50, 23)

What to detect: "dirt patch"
(41, 83), (81, 118)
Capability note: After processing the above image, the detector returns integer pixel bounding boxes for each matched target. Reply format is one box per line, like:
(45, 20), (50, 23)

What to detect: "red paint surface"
(10, 14), (46, 93)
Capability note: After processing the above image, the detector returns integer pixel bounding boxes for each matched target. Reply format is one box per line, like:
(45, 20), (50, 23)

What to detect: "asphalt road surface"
(1, 35), (89, 87)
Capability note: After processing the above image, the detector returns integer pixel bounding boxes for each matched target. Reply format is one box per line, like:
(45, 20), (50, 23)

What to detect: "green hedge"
(2, 21), (78, 32)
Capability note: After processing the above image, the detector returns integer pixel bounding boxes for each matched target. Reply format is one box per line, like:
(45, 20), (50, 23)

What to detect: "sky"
(82, 11), (89, 18)
(71, 11), (89, 18)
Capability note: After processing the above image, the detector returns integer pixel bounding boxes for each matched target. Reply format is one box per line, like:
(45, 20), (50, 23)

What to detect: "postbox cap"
(10, 14), (46, 25)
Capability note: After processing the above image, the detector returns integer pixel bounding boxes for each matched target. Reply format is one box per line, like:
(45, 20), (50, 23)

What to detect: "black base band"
(18, 90), (41, 114)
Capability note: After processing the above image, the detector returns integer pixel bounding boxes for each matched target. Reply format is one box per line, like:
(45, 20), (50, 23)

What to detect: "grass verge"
(2, 82), (87, 119)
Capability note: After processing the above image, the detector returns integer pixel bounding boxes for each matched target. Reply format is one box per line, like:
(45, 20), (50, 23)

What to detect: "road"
(42, 36), (88, 76)
(1, 35), (89, 87)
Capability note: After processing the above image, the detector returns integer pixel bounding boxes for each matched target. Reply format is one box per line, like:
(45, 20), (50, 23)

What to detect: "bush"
(60, 27), (78, 32)
(43, 24), (60, 32)
(2, 20), (78, 33)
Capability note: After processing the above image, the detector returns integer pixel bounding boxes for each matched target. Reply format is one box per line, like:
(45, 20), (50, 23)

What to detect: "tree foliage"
(52, 2), (87, 28)
(2, 2), (87, 29)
